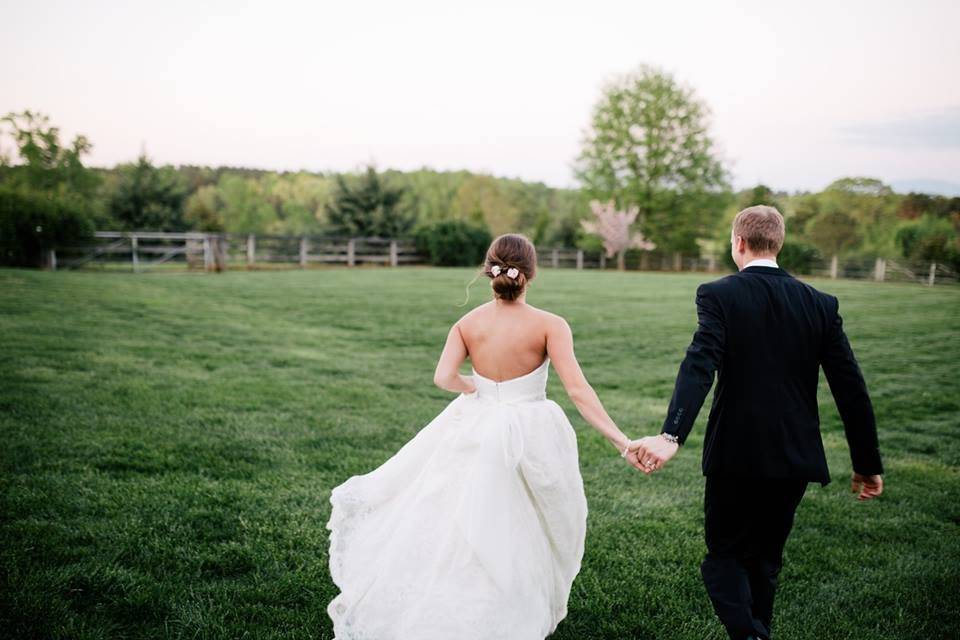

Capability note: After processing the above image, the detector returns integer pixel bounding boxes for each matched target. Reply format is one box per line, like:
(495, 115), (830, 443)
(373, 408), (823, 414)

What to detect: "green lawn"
(1, 266), (958, 640)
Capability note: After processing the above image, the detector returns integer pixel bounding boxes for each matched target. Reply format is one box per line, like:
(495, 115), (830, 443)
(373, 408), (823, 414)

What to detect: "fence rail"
(51, 232), (423, 272)
(48, 232), (958, 286)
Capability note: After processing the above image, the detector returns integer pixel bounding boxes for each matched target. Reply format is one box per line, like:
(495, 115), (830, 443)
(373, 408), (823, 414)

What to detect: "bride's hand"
(630, 435), (679, 475)
(620, 440), (646, 471)
(459, 375), (477, 395)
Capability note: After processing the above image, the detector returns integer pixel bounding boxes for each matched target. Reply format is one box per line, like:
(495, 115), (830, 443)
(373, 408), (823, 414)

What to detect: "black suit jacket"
(662, 266), (883, 485)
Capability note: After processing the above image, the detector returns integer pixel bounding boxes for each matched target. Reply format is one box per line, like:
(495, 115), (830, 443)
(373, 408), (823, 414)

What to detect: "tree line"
(2, 65), (958, 270)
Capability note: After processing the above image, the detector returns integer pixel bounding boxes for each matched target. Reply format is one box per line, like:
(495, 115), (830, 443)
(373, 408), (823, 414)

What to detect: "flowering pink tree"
(581, 200), (656, 270)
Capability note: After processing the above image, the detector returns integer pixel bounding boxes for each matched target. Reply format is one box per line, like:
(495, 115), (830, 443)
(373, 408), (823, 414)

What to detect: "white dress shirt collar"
(743, 258), (779, 269)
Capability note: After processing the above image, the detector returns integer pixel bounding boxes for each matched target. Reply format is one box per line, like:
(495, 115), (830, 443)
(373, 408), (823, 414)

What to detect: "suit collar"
(741, 265), (792, 277)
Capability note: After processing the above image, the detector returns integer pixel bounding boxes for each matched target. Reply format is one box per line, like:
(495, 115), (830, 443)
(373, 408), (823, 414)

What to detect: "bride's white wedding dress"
(327, 357), (588, 639)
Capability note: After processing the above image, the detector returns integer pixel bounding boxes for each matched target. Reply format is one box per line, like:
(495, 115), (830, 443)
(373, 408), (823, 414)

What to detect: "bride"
(327, 233), (641, 639)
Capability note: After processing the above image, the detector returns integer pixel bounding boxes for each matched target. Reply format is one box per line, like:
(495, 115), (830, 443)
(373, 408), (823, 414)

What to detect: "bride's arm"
(433, 323), (477, 394)
(546, 316), (635, 457)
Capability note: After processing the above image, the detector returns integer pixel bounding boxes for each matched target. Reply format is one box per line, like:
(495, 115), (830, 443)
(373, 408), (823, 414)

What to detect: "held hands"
(851, 472), (883, 500)
(620, 445), (645, 472)
(621, 434), (886, 492)
(625, 435), (679, 475)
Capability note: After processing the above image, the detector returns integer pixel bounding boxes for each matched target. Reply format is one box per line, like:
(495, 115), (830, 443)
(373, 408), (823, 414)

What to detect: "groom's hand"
(630, 435), (679, 475)
(851, 473), (883, 500)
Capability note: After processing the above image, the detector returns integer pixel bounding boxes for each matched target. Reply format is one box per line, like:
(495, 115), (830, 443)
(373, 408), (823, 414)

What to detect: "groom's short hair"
(733, 205), (785, 255)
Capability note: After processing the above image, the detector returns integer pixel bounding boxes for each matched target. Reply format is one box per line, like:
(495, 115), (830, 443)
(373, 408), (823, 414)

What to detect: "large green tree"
(0, 110), (98, 265)
(262, 172), (330, 235)
(183, 184), (223, 231)
(807, 210), (862, 256)
(1, 110), (99, 197)
(453, 175), (517, 236)
(390, 169), (470, 225)
(895, 215), (960, 269)
(216, 174), (278, 234)
(108, 154), (189, 231)
(737, 184), (784, 213)
(817, 178), (899, 256)
(325, 166), (414, 237)
(575, 65), (729, 253)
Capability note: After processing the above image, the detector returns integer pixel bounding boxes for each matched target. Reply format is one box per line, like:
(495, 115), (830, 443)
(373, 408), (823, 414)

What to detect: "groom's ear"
(734, 235), (747, 254)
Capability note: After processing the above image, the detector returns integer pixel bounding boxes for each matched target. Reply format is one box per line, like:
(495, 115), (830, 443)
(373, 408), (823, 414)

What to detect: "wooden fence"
(535, 247), (720, 272)
(48, 232), (957, 285)
(51, 232), (422, 272)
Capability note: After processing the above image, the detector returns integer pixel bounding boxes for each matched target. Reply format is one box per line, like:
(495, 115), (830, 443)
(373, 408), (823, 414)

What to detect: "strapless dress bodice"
(471, 358), (549, 404)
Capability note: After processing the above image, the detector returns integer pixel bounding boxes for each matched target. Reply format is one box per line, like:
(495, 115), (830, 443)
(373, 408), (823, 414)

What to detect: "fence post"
(47, 249), (57, 271)
(874, 257), (884, 282)
(202, 236), (212, 271)
(347, 239), (356, 267)
(928, 262), (936, 286)
(389, 240), (398, 267)
(599, 253), (606, 269)
(576, 250), (584, 270)
(246, 234), (255, 268)
(299, 236), (308, 268)
(673, 252), (682, 271)
(131, 234), (140, 273)
(214, 235), (227, 272)
(830, 255), (838, 279)
(551, 248), (559, 268)
(707, 254), (716, 272)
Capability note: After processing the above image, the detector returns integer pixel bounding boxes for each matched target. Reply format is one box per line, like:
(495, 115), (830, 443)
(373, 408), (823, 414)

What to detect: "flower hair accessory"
(489, 264), (520, 279)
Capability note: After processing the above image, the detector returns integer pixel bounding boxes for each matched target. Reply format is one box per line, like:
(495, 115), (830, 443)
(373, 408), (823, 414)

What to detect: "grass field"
(1, 266), (959, 640)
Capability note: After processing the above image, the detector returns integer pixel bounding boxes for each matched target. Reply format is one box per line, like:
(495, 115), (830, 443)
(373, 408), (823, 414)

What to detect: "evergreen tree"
(325, 166), (414, 237)
(108, 153), (188, 231)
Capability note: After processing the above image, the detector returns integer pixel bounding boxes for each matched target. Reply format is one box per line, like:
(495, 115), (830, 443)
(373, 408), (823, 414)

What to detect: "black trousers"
(701, 475), (808, 640)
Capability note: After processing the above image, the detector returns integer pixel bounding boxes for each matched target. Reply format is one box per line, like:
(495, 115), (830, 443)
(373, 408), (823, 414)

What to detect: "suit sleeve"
(820, 298), (883, 476)
(661, 284), (725, 444)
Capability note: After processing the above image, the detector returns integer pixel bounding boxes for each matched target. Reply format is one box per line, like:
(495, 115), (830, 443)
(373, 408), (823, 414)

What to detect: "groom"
(632, 205), (884, 640)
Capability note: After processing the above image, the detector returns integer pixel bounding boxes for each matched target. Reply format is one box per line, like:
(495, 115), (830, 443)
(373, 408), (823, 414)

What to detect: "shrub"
(896, 216), (960, 270)
(777, 241), (822, 274)
(719, 239), (821, 274)
(0, 185), (95, 267)
(414, 219), (491, 266)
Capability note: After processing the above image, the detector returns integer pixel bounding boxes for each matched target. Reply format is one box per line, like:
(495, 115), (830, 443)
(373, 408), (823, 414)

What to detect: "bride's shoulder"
(456, 301), (495, 325)
(526, 305), (570, 330)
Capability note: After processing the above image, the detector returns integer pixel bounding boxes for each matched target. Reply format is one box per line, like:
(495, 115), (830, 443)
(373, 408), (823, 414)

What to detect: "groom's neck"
(738, 252), (779, 270)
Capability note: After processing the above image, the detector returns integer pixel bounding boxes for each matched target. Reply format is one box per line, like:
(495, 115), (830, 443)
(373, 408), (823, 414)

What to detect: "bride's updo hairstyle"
(484, 233), (537, 301)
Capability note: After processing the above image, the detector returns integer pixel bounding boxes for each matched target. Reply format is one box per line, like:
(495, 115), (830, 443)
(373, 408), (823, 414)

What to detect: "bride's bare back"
(458, 300), (551, 381)
(431, 233), (637, 465)
(433, 297), (633, 461)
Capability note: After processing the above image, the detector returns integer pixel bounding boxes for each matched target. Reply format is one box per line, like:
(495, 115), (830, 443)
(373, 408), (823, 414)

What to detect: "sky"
(2, 0), (959, 194)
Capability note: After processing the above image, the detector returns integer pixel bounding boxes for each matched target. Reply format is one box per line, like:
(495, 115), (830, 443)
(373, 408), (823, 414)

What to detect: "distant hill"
(891, 179), (960, 196)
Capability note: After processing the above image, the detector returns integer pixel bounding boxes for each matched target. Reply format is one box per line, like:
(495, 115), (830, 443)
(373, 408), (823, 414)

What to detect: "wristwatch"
(660, 432), (680, 445)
